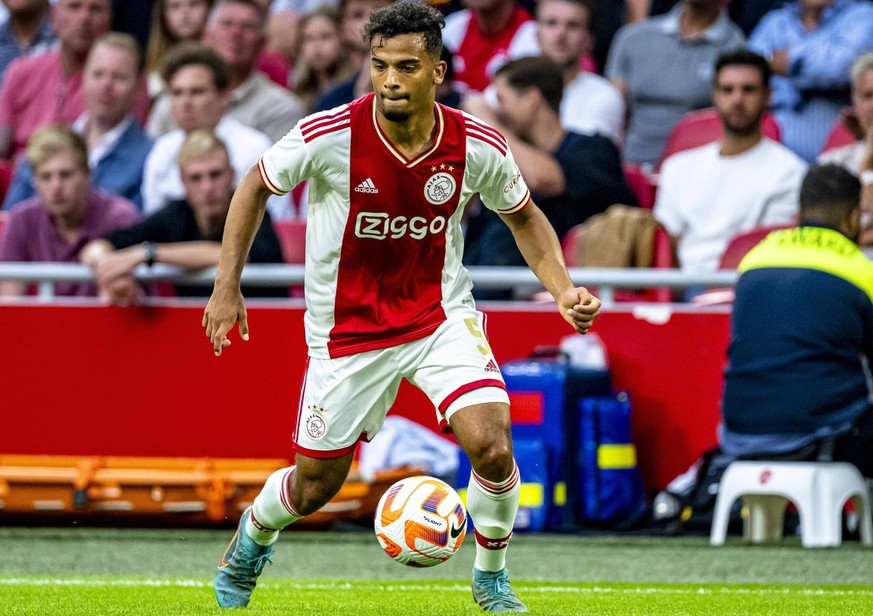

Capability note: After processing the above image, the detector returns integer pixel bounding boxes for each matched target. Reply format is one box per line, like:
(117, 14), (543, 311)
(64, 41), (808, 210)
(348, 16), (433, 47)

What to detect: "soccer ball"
(374, 475), (467, 567)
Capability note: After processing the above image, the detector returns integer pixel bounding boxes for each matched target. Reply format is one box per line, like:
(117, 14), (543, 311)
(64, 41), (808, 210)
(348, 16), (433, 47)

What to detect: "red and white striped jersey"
(258, 93), (530, 359)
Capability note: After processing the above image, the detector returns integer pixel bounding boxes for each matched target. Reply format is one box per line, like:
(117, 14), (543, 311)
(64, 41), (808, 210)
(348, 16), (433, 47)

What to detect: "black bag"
(672, 448), (737, 533)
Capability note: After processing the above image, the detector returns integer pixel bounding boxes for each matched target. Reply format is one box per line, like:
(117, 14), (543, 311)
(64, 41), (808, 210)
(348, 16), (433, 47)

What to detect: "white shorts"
(293, 309), (509, 458)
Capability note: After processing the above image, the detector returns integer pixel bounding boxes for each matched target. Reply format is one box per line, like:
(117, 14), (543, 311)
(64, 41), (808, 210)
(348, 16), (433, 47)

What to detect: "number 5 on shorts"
(464, 317), (492, 356)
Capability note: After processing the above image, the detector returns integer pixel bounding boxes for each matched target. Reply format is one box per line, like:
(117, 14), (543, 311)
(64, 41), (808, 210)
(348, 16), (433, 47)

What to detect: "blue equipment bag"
(500, 353), (612, 529)
(577, 393), (647, 524)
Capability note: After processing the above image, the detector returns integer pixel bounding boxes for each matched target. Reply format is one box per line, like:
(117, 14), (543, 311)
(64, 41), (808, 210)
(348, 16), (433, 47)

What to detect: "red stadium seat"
(273, 219), (306, 264)
(820, 116), (857, 154)
(273, 218), (306, 297)
(623, 163), (658, 210)
(692, 224), (795, 306)
(657, 108), (782, 171)
(718, 224), (794, 270)
(648, 226), (674, 303)
(256, 50), (290, 88)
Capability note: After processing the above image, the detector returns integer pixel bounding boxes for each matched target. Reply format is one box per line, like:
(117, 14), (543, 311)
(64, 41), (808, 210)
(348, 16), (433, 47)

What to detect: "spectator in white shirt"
(510, 0), (625, 146)
(147, 0), (305, 143)
(654, 49), (807, 283)
(142, 43), (291, 219)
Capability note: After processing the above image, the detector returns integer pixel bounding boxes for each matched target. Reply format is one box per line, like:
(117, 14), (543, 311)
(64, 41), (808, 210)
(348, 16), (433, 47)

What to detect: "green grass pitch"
(1, 527), (872, 615)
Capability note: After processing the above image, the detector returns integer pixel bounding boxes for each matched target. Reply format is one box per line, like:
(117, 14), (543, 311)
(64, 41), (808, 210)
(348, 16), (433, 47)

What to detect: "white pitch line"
(1, 578), (873, 598)
(0, 579), (209, 588)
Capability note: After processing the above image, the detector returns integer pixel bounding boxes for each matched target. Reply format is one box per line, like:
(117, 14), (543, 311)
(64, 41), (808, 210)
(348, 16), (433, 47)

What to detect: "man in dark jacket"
(80, 130), (283, 301)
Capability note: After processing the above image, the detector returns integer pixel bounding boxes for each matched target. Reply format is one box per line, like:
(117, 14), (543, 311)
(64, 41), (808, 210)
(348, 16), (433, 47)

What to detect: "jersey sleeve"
(257, 122), (315, 196)
(467, 134), (531, 216)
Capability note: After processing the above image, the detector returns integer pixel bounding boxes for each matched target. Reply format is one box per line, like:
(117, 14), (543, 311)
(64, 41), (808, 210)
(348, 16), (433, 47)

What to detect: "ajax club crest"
(424, 171), (456, 205)
(304, 410), (327, 440)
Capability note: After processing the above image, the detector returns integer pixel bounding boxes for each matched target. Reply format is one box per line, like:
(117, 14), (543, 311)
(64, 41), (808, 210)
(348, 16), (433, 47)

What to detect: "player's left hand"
(202, 284), (249, 357)
(559, 287), (601, 334)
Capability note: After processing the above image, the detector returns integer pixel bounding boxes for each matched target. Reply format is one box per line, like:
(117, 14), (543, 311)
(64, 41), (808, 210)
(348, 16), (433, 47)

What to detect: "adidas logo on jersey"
(484, 359), (500, 373)
(354, 178), (379, 194)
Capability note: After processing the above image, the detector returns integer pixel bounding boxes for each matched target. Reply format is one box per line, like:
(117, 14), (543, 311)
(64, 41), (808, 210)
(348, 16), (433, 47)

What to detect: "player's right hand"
(559, 286), (601, 335)
(202, 285), (249, 357)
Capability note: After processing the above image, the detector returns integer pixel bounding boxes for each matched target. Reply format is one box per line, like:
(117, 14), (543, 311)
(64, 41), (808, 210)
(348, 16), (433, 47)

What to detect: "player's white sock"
(466, 460), (520, 572)
(245, 466), (303, 546)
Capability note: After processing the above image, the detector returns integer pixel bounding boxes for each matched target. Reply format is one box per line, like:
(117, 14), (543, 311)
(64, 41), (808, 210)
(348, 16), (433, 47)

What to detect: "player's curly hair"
(363, 0), (445, 60)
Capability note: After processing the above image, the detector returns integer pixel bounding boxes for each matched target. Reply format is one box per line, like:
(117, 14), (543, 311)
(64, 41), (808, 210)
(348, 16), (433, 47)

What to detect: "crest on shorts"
(304, 412), (327, 440)
(424, 171), (456, 205)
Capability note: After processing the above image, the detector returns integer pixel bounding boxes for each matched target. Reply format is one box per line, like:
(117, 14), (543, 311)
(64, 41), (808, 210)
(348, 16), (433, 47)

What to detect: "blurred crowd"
(0, 0), (871, 302)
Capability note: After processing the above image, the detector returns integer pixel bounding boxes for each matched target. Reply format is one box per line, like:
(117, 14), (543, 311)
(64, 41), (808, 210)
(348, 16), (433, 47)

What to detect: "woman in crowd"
(145, 0), (215, 97)
(291, 5), (354, 113)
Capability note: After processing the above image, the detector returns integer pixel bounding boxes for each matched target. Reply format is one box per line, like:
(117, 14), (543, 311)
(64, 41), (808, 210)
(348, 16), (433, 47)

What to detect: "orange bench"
(0, 455), (420, 526)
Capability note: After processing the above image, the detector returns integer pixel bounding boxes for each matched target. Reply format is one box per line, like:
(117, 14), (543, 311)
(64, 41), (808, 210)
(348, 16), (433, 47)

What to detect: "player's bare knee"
(468, 440), (514, 482)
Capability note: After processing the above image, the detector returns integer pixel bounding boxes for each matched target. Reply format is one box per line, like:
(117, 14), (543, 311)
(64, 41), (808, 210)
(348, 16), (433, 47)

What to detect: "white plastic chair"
(710, 461), (872, 548)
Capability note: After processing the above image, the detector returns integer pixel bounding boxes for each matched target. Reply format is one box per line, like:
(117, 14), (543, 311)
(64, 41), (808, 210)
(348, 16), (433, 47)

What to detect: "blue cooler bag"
(578, 393), (647, 524)
(502, 354), (612, 529)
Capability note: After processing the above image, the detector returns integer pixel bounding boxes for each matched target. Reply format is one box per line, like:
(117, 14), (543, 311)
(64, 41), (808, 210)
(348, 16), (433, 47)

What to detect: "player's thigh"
(297, 351), (402, 456)
(403, 310), (509, 432)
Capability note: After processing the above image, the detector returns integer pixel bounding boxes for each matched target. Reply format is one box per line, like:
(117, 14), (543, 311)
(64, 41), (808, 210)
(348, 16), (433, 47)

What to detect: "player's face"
(180, 150), (235, 222)
(712, 65), (769, 137)
(853, 68), (873, 135)
(370, 33), (445, 123)
(492, 75), (536, 138)
(32, 151), (90, 221)
(535, 0), (591, 69)
(83, 43), (140, 127)
(168, 64), (228, 132)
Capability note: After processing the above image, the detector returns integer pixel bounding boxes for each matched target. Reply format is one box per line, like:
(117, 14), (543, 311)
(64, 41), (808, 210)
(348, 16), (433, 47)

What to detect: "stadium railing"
(0, 263), (739, 304)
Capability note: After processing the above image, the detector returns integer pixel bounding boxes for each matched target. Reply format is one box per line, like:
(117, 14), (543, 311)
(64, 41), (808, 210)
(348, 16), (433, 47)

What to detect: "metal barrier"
(0, 263), (738, 305)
